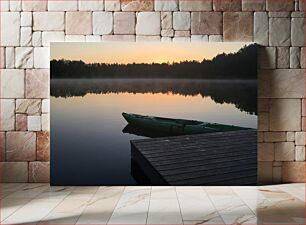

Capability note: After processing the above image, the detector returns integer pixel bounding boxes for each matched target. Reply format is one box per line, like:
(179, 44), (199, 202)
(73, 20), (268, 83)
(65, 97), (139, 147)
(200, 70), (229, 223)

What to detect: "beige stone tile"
(20, 27), (32, 47)
(155, 0), (178, 11)
(0, 162), (28, 182)
(114, 12), (135, 35)
(223, 12), (253, 42)
(1, 0), (9, 11)
(42, 31), (65, 47)
(264, 132), (286, 142)
(274, 142), (295, 161)
(286, 132), (295, 142)
(25, 69), (50, 99)
(136, 12), (160, 35)
(37, 131), (50, 161)
(0, 99), (15, 131)
(276, 47), (290, 68)
(102, 35), (135, 42)
(209, 35), (222, 42)
(242, 0), (265, 11)
(282, 162), (305, 182)
(161, 12), (172, 29)
(29, 161), (50, 183)
(213, 0), (241, 11)
(290, 47), (301, 68)
(266, 0), (294, 11)
(173, 12), (190, 31)
(48, 0), (77, 11)
(0, 47), (4, 69)
(258, 162), (273, 185)
(0, 69), (24, 98)
(258, 98), (269, 112)
(65, 35), (86, 42)
(295, 146), (305, 161)
(121, 0), (153, 11)
(105, 0), (120, 11)
(16, 99), (41, 115)
(93, 12), (113, 35)
(42, 99), (50, 113)
(16, 114), (27, 131)
(258, 47), (276, 69)
(175, 30), (190, 37)
(179, 0), (212, 11)
(269, 18), (291, 46)
(258, 69), (304, 98)
(161, 29), (174, 37)
(269, 99), (301, 131)
(33, 12), (65, 31)
(173, 36), (190, 42)
(161, 37), (172, 42)
(27, 115), (41, 131)
(15, 47), (33, 69)
(6, 131), (36, 161)
(32, 31), (42, 47)
(22, 0), (47, 11)
(295, 132), (305, 145)
(191, 12), (222, 35)
(21, 12), (32, 26)
(291, 18), (304, 47)
(42, 113), (50, 131)
(258, 131), (264, 142)
(34, 47), (50, 69)
(258, 143), (274, 161)
(136, 35), (161, 42)
(1, 12), (20, 46)
(258, 112), (269, 131)
(272, 165), (282, 184)
(78, 0), (104, 11)
(0, 132), (5, 161)
(254, 12), (268, 46)
(191, 35), (208, 42)
(66, 12), (92, 35)
(5, 47), (14, 69)
(85, 35), (101, 42)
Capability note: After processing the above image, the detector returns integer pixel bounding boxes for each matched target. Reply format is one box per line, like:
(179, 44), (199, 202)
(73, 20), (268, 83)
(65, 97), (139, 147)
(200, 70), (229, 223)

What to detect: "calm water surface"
(51, 79), (257, 185)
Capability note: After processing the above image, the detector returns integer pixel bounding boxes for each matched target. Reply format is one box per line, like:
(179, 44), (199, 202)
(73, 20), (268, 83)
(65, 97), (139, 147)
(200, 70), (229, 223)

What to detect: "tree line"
(51, 44), (257, 80)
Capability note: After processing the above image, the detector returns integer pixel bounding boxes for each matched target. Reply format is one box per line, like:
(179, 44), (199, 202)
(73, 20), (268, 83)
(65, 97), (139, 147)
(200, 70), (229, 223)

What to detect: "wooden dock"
(131, 130), (257, 185)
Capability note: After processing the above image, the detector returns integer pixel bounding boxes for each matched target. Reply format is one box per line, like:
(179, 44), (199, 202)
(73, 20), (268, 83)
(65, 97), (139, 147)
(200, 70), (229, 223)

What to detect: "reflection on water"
(51, 78), (257, 115)
(51, 79), (257, 185)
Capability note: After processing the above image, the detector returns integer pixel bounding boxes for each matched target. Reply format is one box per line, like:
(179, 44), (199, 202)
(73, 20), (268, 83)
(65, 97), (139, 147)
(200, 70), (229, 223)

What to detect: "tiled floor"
(0, 183), (305, 224)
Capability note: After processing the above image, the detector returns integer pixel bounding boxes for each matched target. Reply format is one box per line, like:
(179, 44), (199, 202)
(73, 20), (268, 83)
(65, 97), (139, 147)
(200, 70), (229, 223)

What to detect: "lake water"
(51, 79), (257, 185)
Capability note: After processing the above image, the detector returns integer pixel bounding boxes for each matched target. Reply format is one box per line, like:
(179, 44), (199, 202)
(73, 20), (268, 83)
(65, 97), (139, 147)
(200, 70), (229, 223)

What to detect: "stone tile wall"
(0, 0), (305, 184)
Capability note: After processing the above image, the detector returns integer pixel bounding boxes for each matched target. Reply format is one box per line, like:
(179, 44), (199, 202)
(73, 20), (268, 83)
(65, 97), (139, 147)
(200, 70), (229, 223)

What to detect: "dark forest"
(51, 44), (257, 79)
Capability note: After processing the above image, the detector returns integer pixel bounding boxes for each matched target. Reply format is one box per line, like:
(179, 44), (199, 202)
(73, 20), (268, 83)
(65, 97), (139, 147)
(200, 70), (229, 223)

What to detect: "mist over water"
(51, 78), (257, 185)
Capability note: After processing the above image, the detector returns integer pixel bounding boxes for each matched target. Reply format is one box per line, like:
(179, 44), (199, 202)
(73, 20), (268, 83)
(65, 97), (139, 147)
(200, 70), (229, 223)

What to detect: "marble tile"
(16, 99), (41, 115)
(121, 0), (154, 11)
(0, 99), (15, 131)
(37, 131), (50, 161)
(16, 114), (27, 131)
(29, 161), (50, 183)
(6, 183), (49, 199)
(39, 192), (95, 224)
(0, 162), (28, 183)
(76, 186), (124, 224)
(147, 187), (183, 224)
(176, 187), (216, 221)
(25, 69), (50, 99)
(108, 187), (150, 224)
(0, 69), (24, 98)
(0, 198), (32, 222)
(6, 132), (36, 161)
(0, 132), (5, 161)
(2, 198), (63, 224)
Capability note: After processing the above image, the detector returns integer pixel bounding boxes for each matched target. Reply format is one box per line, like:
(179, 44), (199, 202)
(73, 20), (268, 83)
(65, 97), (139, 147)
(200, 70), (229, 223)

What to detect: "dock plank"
(131, 130), (257, 185)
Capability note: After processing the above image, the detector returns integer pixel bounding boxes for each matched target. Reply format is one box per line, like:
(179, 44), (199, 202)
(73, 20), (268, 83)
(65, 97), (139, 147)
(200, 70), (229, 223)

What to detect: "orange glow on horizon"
(51, 42), (251, 64)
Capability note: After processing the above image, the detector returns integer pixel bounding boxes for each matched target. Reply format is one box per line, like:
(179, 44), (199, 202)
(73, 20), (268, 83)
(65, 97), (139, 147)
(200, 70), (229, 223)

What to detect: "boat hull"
(122, 113), (249, 135)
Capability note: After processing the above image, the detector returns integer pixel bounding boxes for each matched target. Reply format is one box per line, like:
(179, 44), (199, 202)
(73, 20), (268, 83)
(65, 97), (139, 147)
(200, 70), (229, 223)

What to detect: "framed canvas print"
(50, 42), (257, 186)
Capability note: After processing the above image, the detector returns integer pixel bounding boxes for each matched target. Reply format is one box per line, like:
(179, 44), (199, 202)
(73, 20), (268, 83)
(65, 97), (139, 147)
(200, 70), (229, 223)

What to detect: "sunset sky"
(51, 42), (250, 64)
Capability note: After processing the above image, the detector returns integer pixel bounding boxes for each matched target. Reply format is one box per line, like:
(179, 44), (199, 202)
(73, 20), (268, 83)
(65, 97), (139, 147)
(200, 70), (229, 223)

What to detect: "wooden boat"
(122, 112), (249, 135)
